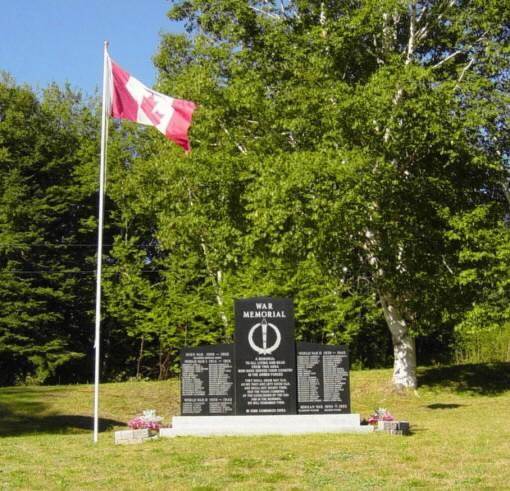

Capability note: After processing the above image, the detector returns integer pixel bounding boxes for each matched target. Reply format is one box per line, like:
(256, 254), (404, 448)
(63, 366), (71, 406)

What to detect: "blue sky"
(0, 0), (182, 95)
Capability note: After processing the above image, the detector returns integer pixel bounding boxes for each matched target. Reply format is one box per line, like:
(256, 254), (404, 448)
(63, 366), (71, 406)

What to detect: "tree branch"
(222, 125), (247, 154)
(415, 0), (455, 44)
(405, 2), (417, 65)
(455, 57), (475, 87)
(432, 49), (462, 69)
(250, 6), (281, 20)
(431, 32), (486, 70)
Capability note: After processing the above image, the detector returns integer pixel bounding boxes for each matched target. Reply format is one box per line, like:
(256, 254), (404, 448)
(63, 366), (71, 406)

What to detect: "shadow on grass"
(407, 425), (426, 435)
(426, 403), (464, 409)
(0, 412), (124, 437)
(0, 387), (124, 437)
(418, 362), (510, 395)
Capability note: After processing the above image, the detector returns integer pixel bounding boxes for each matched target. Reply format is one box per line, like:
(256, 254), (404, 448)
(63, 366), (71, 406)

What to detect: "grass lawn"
(1, 364), (509, 490)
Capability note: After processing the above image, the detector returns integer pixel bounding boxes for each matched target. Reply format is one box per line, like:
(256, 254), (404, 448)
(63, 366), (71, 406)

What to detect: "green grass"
(1, 364), (509, 490)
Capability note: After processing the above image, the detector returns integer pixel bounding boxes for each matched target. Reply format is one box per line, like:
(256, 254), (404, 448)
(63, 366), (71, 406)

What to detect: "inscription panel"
(180, 345), (234, 416)
(297, 343), (350, 414)
(234, 298), (297, 415)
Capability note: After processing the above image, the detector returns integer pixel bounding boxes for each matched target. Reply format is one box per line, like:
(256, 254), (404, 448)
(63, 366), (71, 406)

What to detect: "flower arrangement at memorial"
(367, 408), (395, 425)
(127, 410), (163, 433)
(128, 417), (161, 431)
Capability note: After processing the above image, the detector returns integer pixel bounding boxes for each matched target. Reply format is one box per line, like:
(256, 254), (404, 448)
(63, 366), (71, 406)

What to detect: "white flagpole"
(93, 41), (110, 443)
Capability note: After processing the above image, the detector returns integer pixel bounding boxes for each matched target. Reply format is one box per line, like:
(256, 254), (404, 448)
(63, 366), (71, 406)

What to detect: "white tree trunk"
(380, 294), (417, 390)
(215, 269), (230, 335)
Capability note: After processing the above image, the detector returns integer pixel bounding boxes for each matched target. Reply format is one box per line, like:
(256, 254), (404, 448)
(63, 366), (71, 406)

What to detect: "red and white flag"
(108, 55), (196, 151)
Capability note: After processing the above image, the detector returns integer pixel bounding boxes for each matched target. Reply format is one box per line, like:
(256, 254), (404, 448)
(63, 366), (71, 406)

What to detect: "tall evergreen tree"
(0, 79), (100, 384)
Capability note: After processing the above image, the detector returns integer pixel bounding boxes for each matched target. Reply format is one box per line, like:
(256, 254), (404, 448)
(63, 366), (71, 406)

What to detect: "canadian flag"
(108, 55), (196, 151)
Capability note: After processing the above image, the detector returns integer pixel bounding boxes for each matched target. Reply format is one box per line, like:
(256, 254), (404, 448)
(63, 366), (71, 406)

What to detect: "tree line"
(1, 0), (509, 388)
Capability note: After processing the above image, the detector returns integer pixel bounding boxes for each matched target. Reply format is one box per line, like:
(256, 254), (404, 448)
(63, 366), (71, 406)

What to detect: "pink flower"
(128, 416), (161, 430)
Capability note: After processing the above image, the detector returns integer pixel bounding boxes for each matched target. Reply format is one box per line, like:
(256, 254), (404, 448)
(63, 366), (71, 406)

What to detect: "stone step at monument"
(160, 414), (373, 437)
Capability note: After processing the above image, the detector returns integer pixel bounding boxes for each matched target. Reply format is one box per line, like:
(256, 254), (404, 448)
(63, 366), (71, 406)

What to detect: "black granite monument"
(180, 297), (350, 416)
(180, 345), (234, 416)
(234, 298), (297, 415)
(296, 342), (350, 414)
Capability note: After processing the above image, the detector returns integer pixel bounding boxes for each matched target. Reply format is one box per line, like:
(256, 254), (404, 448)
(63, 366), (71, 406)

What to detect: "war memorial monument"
(160, 298), (371, 437)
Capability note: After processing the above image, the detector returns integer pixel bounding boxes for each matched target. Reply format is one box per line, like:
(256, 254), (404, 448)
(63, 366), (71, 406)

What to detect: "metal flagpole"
(93, 41), (110, 443)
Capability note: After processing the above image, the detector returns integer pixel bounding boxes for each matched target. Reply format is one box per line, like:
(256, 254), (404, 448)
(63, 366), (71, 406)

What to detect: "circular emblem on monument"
(248, 318), (281, 355)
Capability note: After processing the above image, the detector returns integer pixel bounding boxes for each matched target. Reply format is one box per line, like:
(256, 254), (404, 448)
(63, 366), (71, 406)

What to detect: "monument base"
(160, 414), (373, 437)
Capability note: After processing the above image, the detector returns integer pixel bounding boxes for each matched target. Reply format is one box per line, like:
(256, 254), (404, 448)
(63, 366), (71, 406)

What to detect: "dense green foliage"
(1, 0), (509, 385)
(0, 79), (101, 384)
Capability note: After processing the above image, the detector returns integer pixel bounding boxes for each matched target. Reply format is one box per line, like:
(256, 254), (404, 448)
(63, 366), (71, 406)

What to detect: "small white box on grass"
(114, 429), (151, 445)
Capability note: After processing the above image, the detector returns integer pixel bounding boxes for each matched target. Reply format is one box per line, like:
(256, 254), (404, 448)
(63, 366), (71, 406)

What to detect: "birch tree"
(154, 0), (509, 388)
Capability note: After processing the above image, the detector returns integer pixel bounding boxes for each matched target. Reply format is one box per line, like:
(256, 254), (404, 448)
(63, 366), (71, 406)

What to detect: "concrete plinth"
(160, 414), (373, 437)
(114, 429), (155, 444)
